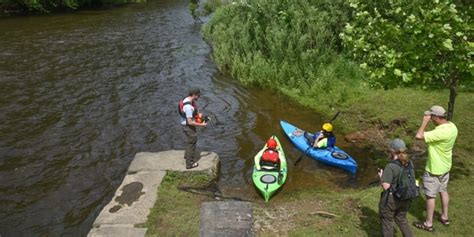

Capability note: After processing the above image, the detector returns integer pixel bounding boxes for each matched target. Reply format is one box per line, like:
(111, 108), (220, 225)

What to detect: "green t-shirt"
(424, 122), (458, 175)
(381, 162), (402, 190)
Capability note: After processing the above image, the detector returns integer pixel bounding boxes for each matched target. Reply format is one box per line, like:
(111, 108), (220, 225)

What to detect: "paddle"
(294, 111), (341, 166)
(294, 147), (311, 166)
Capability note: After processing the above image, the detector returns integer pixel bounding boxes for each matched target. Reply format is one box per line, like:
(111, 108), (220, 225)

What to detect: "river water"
(0, 0), (378, 236)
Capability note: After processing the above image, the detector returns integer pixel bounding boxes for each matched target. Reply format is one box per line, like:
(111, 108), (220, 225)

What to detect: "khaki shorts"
(422, 171), (449, 198)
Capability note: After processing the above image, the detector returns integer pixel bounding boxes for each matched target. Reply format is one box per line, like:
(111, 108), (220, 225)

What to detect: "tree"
(340, 0), (473, 120)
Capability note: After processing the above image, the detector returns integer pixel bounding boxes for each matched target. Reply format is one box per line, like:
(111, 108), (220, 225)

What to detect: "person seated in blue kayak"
(257, 138), (281, 170)
(304, 123), (336, 149)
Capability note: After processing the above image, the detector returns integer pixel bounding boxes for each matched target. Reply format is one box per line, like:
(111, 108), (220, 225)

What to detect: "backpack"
(390, 160), (420, 200)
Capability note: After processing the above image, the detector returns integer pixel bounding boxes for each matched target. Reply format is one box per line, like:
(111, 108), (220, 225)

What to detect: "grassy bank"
(144, 171), (216, 236)
(253, 176), (474, 236)
(144, 160), (473, 236)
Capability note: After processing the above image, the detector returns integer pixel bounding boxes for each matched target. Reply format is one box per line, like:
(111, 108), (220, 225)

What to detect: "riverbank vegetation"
(203, 0), (472, 158)
(0, 0), (144, 15)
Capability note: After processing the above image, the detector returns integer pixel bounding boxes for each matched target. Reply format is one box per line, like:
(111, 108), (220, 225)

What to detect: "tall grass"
(203, 0), (367, 113)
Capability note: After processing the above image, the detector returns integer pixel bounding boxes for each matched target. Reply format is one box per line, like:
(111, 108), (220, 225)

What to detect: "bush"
(203, 0), (366, 111)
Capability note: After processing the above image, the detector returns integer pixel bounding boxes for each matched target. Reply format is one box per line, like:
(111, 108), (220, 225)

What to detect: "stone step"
(200, 201), (254, 237)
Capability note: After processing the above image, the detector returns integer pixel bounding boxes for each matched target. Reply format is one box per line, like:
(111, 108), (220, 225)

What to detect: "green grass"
(253, 175), (474, 236)
(147, 167), (473, 236)
(145, 171), (215, 237)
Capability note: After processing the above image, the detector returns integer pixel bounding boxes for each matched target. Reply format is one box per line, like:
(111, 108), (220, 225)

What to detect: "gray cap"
(424, 105), (446, 117)
(389, 138), (406, 152)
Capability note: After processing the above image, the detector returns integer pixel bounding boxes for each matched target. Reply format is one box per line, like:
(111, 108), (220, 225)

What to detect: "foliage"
(0, 0), (139, 14)
(340, 0), (473, 90)
(203, 0), (222, 15)
(203, 0), (366, 111)
(189, 1), (198, 19)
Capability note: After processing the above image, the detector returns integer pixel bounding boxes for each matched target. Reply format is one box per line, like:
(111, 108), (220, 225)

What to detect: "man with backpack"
(378, 138), (418, 237)
(179, 88), (207, 169)
(414, 105), (458, 231)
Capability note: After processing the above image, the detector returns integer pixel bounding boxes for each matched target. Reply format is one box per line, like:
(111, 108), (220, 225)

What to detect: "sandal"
(439, 218), (450, 226)
(413, 222), (434, 232)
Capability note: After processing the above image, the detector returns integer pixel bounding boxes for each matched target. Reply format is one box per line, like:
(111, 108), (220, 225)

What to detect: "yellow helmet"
(322, 123), (333, 132)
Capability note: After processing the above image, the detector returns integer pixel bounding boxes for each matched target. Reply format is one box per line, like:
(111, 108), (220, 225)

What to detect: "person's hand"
(423, 114), (431, 123)
(377, 168), (383, 178)
(316, 131), (324, 138)
(201, 121), (207, 127)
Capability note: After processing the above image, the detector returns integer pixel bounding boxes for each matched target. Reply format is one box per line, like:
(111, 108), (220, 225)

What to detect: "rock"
(344, 131), (366, 143)
(200, 201), (254, 237)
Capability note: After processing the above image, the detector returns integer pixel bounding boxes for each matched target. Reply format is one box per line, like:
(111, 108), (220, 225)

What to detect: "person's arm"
(184, 106), (207, 127)
(186, 117), (207, 127)
(415, 115), (431, 140)
(378, 167), (392, 190)
(313, 131), (324, 147)
(381, 182), (391, 190)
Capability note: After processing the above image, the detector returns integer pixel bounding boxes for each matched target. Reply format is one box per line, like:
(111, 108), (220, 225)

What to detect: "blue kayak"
(280, 120), (358, 174)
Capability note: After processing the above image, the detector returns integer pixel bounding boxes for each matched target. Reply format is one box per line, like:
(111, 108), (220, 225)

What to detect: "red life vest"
(178, 98), (197, 119)
(261, 149), (280, 163)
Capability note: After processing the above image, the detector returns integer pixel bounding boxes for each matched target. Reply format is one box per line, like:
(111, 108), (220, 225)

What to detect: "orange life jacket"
(261, 149), (280, 163)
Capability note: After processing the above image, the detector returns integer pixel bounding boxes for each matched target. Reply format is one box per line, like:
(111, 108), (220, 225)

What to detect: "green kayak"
(252, 136), (288, 202)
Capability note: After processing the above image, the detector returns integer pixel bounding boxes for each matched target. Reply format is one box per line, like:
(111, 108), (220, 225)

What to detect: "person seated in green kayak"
(258, 138), (281, 170)
(304, 123), (336, 148)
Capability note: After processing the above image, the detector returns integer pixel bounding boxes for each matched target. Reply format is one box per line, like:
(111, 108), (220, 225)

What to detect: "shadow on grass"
(408, 196), (426, 221)
(359, 206), (380, 237)
(409, 195), (447, 225)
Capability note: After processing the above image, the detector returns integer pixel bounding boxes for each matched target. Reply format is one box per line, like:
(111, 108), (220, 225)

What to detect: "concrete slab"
(200, 201), (254, 237)
(129, 150), (218, 174)
(88, 225), (146, 237)
(92, 171), (166, 226)
(88, 150), (219, 237)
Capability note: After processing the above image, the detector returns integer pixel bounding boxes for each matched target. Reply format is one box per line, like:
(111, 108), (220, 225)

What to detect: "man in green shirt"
(413, 105), (458, 232)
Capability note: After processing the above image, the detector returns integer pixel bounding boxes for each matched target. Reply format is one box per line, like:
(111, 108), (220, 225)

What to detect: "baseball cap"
(424, 105), (446, 117)
(389, 138), (406, 152)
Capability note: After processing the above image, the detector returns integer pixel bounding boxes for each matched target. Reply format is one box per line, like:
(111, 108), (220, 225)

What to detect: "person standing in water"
(178, 88), (207, 169)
